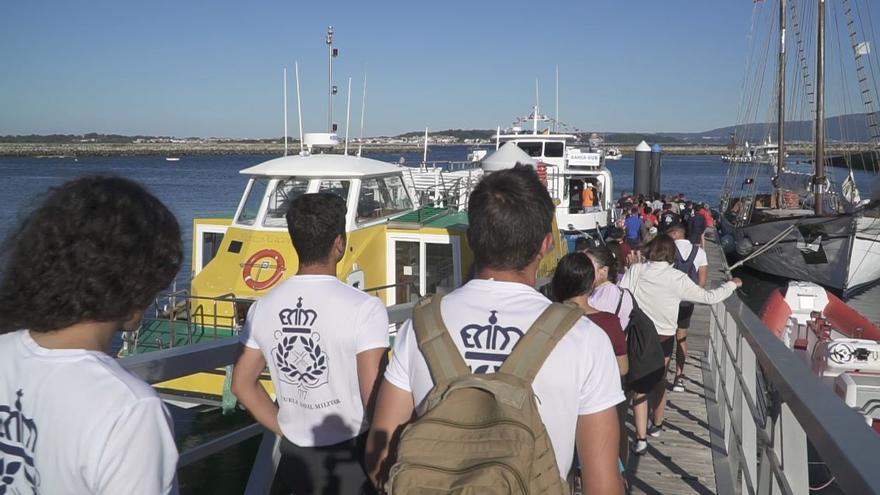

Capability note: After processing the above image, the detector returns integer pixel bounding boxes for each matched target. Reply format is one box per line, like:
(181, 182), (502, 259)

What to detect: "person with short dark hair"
(0, 176), (183, 494)
(624, 207), (643, 248)
(620, 234), (741, 455)
(233, 193), (389, 495)
(688, 203), (707, 246)
(367, 165), (625, 494)
(666, 224), (708, 393)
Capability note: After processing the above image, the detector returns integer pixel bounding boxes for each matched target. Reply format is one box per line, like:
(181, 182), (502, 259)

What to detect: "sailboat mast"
(327, 26), (335, 133)
(814, 0), (826, 215)
(776, 0), (786, 183)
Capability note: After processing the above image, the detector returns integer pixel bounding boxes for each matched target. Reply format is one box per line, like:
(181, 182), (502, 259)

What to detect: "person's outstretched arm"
(576, 407), (624, 495)
(365, 379), (415, 488)
(678, 273), (742, 305)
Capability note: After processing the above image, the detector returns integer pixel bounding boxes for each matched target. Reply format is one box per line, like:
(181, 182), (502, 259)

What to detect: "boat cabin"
(494, 132), (614, 237)
(189, 153), (472, 322)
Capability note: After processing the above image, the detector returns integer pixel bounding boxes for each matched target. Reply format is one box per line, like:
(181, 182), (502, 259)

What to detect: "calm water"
(0, 147), (875, 493)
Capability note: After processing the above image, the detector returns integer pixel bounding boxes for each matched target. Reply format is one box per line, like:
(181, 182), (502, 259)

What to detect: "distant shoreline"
(0, 142), (872, 158)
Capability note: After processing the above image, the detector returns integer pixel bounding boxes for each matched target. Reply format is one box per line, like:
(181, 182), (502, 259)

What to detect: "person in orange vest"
(582, 185), (595, 210)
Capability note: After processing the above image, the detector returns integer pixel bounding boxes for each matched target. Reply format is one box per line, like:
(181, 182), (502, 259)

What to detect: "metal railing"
(706, 294), (880, 494)
(118, 302), (417, 494)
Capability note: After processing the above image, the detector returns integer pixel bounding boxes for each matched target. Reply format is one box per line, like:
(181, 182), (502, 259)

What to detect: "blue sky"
(0, 1), (832, 137)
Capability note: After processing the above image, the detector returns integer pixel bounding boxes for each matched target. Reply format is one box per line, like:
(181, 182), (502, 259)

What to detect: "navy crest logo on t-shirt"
(0, 389), (40, 494)
(460, 311), (524, 374)
(273, 298), (330, 397)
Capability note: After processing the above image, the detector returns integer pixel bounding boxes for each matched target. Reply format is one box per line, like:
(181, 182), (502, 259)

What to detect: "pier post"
(650, 143), (663, 198)
(633, 140), (651, 197)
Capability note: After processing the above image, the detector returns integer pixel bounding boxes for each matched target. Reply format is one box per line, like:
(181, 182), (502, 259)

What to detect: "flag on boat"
(855, 42), (871, 56)
(842, 171), (861, 204)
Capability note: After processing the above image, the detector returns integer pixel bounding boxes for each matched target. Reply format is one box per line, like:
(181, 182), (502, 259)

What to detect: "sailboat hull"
(722, 213), (853, 291)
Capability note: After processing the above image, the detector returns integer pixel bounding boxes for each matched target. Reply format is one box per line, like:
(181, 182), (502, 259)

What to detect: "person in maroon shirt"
(551, 251), (630, 469)
(551, 252), (627, 373)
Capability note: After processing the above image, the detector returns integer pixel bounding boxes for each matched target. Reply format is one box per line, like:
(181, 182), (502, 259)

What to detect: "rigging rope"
(726, 224), (798, 272)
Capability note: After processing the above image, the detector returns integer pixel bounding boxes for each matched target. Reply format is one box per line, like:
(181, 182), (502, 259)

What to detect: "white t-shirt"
(242, 275), (389, 447)
(385, 279), (625, 478)
(675, 239), (708, 271)
(0, 330), (178, 495)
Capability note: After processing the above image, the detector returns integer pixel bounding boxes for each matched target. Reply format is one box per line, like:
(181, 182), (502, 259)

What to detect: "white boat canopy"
(239, 154), (403, 178)
(481, 142), (537, 172)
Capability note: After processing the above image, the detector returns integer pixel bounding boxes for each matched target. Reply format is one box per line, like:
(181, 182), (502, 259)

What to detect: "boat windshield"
(517, 142), (543, 157)
(318, 179), (351, 201)
(356, 175), (412, 223)
(263, 178), (310, 227)
(236, 178), (269, 226)
(545, 142), (564, 157)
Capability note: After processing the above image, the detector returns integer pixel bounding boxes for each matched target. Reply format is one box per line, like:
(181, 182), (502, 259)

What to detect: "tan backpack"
(385, 296), (584, 494)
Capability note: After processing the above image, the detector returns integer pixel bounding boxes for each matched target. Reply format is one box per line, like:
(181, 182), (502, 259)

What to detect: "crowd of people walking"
(0, 168), (742, 494)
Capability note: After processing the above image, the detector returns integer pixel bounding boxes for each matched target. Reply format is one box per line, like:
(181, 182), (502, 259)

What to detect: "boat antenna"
(534, 78), (539, 135)
(555, 65), (559, 134)
(814, 0), (826, 215)
(423, 127), (429, 165)
(358, 73), (367, 157)
(295, 61), (305, 155)
(283, 67), (289, 156)
(344, 76), (352, 155)
(327, 26), (338, 134)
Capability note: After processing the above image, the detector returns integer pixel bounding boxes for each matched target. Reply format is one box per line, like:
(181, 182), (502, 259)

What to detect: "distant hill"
(664, 113), (876, 144)
(5, 113), (875, 145)
(396, 129), (496, 141)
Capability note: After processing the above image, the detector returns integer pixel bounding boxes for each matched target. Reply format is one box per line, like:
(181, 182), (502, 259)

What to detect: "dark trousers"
(274, 432), (377, 495)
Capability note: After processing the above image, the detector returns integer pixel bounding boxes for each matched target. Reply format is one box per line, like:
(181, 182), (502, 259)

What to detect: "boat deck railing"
(123, 291), (255, 353)
(118, 302), (417, 494)
(117, 252), (880, 494)
(706, 283), (880, 494)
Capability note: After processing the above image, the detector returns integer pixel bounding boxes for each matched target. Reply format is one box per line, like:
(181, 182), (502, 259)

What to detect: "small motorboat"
(760, 281), (880, 431)
(165, 157), (181, 162)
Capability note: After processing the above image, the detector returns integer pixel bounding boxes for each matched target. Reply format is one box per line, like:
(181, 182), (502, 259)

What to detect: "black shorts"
(677, 303), (695, 329)
(277, 432), (376, 495)
(628, 368), (665, 394)
(659, 335), (674, 357)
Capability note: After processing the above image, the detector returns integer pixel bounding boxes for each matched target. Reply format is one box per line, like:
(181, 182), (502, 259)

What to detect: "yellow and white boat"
(125, 139), (567, 404)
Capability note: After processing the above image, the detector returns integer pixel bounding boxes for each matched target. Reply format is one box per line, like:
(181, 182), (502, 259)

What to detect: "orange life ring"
(242, 249), (286, 291)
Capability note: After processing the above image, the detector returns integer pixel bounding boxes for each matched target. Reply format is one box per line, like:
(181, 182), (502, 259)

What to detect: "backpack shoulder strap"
(412, 295), (471, 383)
(614, 288), (624, 315)
(686, 245), (699, 263)
(498, 302), (585, 384)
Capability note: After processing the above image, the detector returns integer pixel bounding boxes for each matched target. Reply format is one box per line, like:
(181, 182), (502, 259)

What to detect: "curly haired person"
(232, 193), (389, 494)
(0, 176), (182, 494)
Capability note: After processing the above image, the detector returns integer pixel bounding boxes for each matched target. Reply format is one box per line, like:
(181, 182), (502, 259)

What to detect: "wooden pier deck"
(625, 230), (731, 495)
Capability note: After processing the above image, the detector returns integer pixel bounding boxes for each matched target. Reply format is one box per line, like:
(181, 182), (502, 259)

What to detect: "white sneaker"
(632, 439), (648, 455)
(672, 377), (685, 392)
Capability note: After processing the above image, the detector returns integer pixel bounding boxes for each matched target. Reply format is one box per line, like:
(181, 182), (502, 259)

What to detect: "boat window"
(318, 179), (351, 201)
(236, 178), (269, 226)
(201, 232), (224, 270)
(517, 142), (543, 157)
(356, 175), (413, 223)
(425, 243), (455, 295)
(264, 178), (310, 227)
(544, 142), (564, 157)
